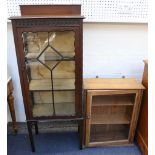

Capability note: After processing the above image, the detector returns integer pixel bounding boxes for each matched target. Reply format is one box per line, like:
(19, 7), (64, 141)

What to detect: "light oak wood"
(85, 92), (92, 146)
(29, 78), (75, 91)
(92, 95), (134, 106)
(84, 78), (144, 147)
(7, 78), (18, 133)
(84, 78), (144, 90)
(87, 90), (138, 95)
(87, 140), (132, 147)
(128, 90), (143, 142)
(91, 114), (131, 125)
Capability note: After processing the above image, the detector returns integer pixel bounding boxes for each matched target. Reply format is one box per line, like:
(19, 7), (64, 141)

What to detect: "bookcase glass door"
(22, 31), (76, 117)
(89, 93), (135, 143)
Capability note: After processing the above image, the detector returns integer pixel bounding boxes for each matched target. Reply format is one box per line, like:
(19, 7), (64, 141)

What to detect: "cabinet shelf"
(33, 102), (75, 117)
(92, 103), (133, 106)
(92, 95), (135, 107)
(90, 124), (129, 142)
(91, 114), (131, 125)
(29, 78), (75, 91)
(25, 52), (75, 61)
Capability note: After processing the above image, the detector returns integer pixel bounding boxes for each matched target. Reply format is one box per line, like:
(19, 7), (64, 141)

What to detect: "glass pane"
(23, 31), (75, 117)
(92, 94), (136, 106)
(90, 94), (134, 143)
(30, 91), (75, 117)
(31, 91), (53, 117)
(54, 91), (75, 116)
(49, 31), (75, 58)
(91, 105), (133, 125)
(90, 124), (130, 142)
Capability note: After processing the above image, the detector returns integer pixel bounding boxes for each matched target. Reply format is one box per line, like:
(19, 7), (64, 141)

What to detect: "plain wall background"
(7, 22), (148, 122)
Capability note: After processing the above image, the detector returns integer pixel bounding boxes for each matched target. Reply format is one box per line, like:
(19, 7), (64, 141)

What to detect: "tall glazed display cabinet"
(10, 5), (84, 152)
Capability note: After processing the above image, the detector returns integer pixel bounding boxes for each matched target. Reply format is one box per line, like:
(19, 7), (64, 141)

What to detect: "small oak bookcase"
(83, 78), (144, 147)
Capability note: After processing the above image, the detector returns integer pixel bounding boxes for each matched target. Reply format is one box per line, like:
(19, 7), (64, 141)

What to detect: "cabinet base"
(85, 140), (134, 148)
(136, 131), (148, 155)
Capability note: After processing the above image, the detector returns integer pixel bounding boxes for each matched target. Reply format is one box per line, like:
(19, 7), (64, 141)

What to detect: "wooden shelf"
(33, 102), (75, 117)
(29, 78), (75, 91)
(91, 114), (131, 125)
(26, 52), (75, 61)
(90, 124), (129, 142)
(92, 103), (133, 106)
(92, 95), (134, 106)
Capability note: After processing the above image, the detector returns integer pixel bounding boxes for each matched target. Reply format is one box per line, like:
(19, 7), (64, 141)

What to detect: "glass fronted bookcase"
(83, 78), (144, 147)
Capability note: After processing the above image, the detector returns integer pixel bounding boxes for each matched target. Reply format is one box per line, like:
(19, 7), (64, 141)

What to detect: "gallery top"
(9, 5), (84, 20)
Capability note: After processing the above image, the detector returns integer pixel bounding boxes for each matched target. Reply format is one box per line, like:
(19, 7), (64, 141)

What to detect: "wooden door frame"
(12, 19), (83, 120)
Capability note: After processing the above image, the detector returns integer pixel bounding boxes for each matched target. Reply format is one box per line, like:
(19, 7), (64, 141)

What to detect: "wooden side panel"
(85, 92), (92, 146)
(128, 90), (143, 142)
(136, 61), (148, 155)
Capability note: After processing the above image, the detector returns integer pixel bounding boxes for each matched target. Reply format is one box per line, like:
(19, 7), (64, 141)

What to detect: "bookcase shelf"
(26, 52), (75, 61)
(90, 124), (129, 142)
(91, 114), (131, 125)
(92, 94), (135, 106)
(33, 102), (75, 117)
(29, 78), (75, 91)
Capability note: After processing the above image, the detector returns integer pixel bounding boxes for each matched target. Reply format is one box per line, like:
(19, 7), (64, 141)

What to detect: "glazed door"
(16, 27), (82, 119)
(85, 90), (138, 147)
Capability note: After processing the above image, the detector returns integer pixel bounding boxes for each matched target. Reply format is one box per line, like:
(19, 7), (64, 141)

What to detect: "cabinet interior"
(90, 124), (129, 142)
(89, 93), (136, 143)
(22, 31), (76, 117)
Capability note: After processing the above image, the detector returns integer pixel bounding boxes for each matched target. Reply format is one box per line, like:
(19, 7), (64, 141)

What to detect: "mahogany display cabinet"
(83, 78), (144, 147)
(10, 5), (84, 152)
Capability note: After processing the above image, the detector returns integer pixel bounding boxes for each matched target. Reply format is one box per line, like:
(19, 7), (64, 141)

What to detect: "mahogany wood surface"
(20, 5), (81, 16)
(10, 5), (84, 151)
(136, 60), (148, 155)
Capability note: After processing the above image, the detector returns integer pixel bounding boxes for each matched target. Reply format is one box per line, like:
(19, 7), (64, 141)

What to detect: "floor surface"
(7, 132), (142, 155)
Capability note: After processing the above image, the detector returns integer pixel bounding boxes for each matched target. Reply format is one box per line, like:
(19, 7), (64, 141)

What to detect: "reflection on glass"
(23, 31), (75, 117)
(90, 124), (130, 142)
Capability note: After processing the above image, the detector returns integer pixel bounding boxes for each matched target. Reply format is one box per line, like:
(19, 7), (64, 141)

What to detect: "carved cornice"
(15, 19), (81, 27)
